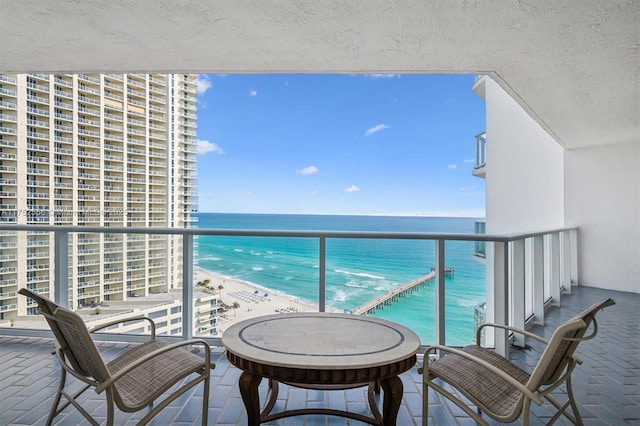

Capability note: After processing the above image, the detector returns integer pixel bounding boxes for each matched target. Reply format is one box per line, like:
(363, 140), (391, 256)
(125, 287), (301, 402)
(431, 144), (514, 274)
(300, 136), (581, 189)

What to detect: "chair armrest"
(477, 323), (549, 347)
(95, 339), (211, 394)
(90, 316), (156, 338)
(423, 345), (544, 406)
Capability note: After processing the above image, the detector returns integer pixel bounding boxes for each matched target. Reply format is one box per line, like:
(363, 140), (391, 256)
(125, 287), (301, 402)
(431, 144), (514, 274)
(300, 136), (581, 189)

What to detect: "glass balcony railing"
(0, 223), (578, 357)
(474, 220), (486, 258)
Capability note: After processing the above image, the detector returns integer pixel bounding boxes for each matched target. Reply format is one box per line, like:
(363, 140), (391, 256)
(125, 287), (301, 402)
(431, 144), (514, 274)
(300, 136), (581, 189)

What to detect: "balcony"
(473, 220), (486, 258)
(0, 285), (635, 424)
(0, 222), (636, 423)
(472, 132), (486, 178)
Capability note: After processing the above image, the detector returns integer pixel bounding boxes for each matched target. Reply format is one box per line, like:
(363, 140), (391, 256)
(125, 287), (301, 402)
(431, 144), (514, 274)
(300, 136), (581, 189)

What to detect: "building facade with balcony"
(0, 73), (200, 322)
(471, 75), (638, 296)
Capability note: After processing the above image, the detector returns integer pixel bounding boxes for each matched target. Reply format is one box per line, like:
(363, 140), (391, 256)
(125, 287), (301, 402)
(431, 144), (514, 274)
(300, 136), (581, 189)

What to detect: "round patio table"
(222, 312), (420, 426)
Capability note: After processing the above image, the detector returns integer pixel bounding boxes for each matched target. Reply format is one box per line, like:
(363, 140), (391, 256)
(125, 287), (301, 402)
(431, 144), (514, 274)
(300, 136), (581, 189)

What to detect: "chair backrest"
(19, 288), (111, 383)
(529, 298), (615, 388)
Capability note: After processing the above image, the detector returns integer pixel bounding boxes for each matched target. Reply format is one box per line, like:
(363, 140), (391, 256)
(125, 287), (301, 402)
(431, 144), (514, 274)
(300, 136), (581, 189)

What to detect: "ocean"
(195, 213), (486, 346)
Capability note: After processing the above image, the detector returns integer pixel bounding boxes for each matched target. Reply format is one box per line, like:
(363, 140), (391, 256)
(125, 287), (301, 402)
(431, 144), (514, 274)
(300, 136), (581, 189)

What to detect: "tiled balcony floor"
(1, 286), (638, 425)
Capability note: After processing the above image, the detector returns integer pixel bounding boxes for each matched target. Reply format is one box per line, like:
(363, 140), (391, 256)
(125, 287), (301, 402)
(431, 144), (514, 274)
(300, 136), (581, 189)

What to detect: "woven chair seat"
(107, 339), (208, 411)
(428, 345), (530, 418)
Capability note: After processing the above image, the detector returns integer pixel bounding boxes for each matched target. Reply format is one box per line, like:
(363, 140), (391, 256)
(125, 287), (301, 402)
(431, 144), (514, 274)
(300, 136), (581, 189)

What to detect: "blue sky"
(194, 74), (486, 217)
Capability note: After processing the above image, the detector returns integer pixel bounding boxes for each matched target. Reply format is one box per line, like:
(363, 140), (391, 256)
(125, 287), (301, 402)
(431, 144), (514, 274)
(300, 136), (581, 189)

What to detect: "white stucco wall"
(565, 143), (640, 293)
(482, 76), (640, 294)
(484, 78), (565, 234)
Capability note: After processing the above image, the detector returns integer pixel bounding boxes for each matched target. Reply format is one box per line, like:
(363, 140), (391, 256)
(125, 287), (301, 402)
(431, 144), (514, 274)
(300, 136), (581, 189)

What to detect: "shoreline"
(195, 267), (332, 335)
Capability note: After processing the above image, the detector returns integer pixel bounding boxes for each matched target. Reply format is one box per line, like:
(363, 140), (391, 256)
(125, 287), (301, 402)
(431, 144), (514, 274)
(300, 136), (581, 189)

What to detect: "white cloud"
(366, 74), (401, 79)
(344, 185), (361, 193)
(197, 139), (224, 155)
(249, 89), (258, 97)
(244, 191), (253, 196)
(448, 164), (458, 170)
(196, 76), (212, 96)
(365, 124), (390, 136)
(354, 210), (484, 218)
(464, 158), (475, 164)
(297, 166), (319, 176)
(411, 209), (486, 218)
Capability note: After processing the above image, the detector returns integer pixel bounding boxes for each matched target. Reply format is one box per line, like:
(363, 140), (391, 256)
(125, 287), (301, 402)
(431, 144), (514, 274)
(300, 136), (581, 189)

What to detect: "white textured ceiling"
(0, 0), (638, 150)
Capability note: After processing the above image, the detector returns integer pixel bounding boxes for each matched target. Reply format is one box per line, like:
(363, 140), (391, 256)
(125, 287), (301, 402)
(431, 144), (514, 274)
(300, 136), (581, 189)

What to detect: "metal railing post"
(435, 239), (446, 347)
(54, 231), (69, 308)
(570, 228), (579, 287)
(560, 230), (572, 294)
(492, 241), (509, 357)
(532, 236), (545, 325)
(182, 234), (194, 340)
(319, 237), (326, 312)
(549, 232), (561, 306)
(511, 239), (525, 347)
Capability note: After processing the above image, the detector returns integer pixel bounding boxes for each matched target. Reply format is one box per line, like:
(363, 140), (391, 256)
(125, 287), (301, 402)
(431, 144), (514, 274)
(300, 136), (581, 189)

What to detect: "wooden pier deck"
(352, 271), (436, 315)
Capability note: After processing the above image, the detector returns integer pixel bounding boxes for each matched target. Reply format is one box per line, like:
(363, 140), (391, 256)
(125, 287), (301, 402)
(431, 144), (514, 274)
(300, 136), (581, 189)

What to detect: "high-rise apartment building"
(0, 73), (199, 321)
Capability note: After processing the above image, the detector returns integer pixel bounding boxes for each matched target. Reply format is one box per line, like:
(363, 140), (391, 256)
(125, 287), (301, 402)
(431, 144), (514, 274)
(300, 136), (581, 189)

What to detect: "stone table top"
(222, 312), (421, 370)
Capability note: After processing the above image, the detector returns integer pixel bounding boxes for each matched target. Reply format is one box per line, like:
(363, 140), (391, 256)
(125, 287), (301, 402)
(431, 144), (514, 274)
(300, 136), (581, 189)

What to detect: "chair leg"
(522, 400), (531, 426)
(422, 380), (428, 426)
(542, 374), (582, 425)
(565, 375), (584, 425)
(46, 366), (67, 425)
(106, 390), (115, 426)
(202, 376), (210, 426)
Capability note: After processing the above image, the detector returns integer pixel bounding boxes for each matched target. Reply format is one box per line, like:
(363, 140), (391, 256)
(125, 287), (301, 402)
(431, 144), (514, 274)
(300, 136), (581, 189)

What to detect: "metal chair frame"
(19, 288), (214, 425)
(421, 298), (615, 426)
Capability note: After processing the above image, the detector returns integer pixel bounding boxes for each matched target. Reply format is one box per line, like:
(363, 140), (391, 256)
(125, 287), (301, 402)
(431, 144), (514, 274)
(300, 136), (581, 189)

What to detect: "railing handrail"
(0, 223), (577, 243)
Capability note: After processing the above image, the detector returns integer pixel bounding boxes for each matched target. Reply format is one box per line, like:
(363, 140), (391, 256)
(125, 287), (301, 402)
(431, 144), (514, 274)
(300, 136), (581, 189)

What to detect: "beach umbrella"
(254, 290), (259, 294)
(264, 293), (268, 298)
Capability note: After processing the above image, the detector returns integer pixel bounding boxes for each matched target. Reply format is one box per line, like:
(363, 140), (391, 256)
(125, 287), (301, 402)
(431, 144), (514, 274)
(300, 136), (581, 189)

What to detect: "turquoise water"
(195, 213), (486, 345)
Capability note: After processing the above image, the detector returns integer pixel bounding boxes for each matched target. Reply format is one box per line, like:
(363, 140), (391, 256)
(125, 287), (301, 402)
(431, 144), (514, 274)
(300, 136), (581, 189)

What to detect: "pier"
(430, 266), (454, 276)
(352, 271), (436, 315)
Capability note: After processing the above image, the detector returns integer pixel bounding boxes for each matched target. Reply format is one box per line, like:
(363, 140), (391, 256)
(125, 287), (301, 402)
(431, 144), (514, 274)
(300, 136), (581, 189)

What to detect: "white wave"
(252, 266), (264, 271)
(198, 256), (222, 261)
(372, 281), (398, 292)
(458, 299), (481, 308)
(249, 251), (261, 256)
(233, 248), (243, 252)
(331, 289), (349, 302)
(334, 269), (385, 280)
(344, 280), (369, 289)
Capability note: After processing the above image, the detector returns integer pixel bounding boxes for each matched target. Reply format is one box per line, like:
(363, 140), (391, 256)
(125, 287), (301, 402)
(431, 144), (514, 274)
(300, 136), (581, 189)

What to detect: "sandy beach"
(195, 267), (329, 335)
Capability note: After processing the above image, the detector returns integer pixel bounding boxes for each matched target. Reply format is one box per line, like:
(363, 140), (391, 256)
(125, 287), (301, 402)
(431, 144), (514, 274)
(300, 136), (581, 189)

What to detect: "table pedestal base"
(238, 372), (404, 426)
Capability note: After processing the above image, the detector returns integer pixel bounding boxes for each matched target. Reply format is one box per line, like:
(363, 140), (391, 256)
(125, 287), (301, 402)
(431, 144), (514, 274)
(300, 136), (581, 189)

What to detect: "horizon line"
(196, 211), (486, 219)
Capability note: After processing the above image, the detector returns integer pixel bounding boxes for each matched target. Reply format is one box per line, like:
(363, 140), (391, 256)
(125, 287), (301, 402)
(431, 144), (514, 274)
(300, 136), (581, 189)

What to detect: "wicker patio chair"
(421, 298), (615, 425)
(19, 288), (214, 425)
